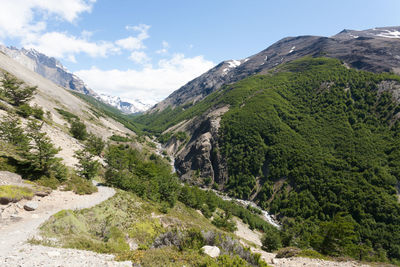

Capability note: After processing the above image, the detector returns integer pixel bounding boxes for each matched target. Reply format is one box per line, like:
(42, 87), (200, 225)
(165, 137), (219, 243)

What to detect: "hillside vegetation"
(135, 57), (400, 263)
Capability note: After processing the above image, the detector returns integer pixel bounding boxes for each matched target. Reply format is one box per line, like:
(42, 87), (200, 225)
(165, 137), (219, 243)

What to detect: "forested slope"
(135, 57), (400, 262)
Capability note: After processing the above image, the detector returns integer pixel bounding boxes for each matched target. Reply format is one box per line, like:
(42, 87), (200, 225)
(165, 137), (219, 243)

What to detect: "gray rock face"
(24, 201), (38, 211)
(201, 245), (220, 258)
(152, 26), (400, 113)
(0, 171), (23, 185)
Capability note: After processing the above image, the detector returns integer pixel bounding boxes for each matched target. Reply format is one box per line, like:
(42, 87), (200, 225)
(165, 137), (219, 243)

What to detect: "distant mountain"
(98, 94), (153, 114)
(151, 26), (400, 112)
(0, 45), (149, 113)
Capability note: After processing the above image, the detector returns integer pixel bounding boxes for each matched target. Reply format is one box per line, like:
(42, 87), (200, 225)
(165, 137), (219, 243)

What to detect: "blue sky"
(0, 0), (399, 104)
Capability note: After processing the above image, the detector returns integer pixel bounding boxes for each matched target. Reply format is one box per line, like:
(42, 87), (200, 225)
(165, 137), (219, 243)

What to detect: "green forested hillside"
(135, 57), (400, 262)
(217, 58), (400, 261)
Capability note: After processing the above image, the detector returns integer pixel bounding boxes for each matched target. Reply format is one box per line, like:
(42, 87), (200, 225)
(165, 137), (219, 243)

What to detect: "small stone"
(35, 191), (49, 197)
(201, 245), (220, 258)
(24, 201), (38, 211)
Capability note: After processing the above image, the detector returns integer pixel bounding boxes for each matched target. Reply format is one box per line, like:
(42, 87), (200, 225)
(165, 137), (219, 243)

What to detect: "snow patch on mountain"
(98, 94), (153, 113)
(376, 30), (400, 39)
(0, 45), (150, 113)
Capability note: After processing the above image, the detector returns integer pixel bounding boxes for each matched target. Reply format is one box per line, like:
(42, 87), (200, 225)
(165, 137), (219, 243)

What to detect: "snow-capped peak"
(98, 94), (153, 113)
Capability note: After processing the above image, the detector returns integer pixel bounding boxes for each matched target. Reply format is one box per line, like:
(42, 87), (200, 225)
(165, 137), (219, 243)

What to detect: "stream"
(153, 139), (280, 229)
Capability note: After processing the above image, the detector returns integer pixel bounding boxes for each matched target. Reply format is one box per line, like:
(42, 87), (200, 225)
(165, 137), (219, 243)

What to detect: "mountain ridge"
(0, 45), (149, 113)
(150, 26), (400, 113)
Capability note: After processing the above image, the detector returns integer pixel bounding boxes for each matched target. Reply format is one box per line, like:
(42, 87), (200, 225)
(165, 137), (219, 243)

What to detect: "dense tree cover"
(133, 57), (400, 262)
(216, 58), (400, 261)
(104, 145), (180, 207)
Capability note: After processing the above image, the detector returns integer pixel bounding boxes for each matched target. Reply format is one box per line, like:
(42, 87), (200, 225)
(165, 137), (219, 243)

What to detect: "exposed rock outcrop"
(168, 106), (229, 186)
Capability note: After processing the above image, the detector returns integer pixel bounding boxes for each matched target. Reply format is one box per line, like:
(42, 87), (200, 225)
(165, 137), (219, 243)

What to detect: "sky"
(0, 0), (399, 104)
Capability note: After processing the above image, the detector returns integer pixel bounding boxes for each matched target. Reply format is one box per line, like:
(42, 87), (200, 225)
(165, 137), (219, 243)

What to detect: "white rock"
(24, 201), (38, 211)
(201, 245), (220, 258)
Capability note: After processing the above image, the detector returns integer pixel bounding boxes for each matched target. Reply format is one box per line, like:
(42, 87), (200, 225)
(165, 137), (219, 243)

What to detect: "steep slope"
(0, 45), (149, 113)
(136, 56), (400, 261)
(0, 51), (133, 166)
(150, 26), (400, 112)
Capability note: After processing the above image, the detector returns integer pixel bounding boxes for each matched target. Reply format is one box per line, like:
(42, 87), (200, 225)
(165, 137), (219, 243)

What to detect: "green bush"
(55, 108), (79, 122)
(32, 104), (44, 120)
(0, 72), (37, 106)
(16, 104), (33, 118)
(262, 228), (282, 252)
(109, 134), (131, 142)
(70, 120), (87, 140)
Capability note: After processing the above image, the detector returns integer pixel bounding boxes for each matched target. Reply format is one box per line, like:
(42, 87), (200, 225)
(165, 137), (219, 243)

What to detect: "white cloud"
(0, 0), (95, 39)
(116, 24), (150, 51)
(23, 31), (119, 59)
(129, 51), (150, 64)
(156, 40), (169, 54)
(75, 54), (215, 103)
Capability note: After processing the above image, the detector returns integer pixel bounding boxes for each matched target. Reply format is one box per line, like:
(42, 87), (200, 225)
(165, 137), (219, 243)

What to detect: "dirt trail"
(0, 182), (131, 266)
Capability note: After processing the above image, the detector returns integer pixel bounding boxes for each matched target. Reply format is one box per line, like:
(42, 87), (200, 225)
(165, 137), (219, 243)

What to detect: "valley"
(1, 24), (400, 267)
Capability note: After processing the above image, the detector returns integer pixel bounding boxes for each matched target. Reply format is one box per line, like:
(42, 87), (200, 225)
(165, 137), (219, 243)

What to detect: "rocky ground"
(0, 173), (131, 267)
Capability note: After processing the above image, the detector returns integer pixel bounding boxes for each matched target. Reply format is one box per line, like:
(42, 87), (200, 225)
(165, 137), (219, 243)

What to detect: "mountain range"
(0, 45), (151, 113)
(133, 26), (400, 261)
(152, 26), (400, 112)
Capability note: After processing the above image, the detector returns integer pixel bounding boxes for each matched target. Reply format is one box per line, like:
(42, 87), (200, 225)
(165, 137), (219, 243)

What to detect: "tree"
(70, 119), (87, 140)
(1, 73), (37, 106)
(319, 212), (358, 256)
(261, 228), (282, 252)
(0, 114), (29, 150)
(74, 148), (100, 180)
(85, 133), (105, 156)
(25, 120), (62, 176)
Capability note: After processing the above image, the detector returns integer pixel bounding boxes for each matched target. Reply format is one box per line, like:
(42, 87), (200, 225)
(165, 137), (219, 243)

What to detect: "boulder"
(0, 171), (23, 185)
(201, 245), (220, 258)
(24, 201), (38, 211)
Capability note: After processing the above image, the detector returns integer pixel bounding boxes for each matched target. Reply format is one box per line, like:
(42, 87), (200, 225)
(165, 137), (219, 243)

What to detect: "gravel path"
(0, 182), (131, 266)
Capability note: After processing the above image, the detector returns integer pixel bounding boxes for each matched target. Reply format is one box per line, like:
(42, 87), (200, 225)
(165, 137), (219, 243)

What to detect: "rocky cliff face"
(169, 106), (229, 186)
(152, 26), (400, 112)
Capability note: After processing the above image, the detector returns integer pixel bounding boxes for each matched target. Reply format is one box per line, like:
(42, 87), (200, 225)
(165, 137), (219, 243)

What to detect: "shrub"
(16, 104), (33, 118)
(261, 228), (282, 252)
(70, 120), (87, 140)
(275, 247), (301, 258)
(109, 134), (131, 142)
(62, 173), (98, 195)
(32, 104), (44, 120)
(54, 108), (79, 122)
(85, 134), (105, 156)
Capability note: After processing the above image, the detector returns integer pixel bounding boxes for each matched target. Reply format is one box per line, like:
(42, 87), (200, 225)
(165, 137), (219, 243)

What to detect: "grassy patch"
(0, 185), (33, 203)
(54, 108), (79, 122)
(36, 190), (268, 266)
(61, 173), (98, 195)
(297, 249), (329, 260)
